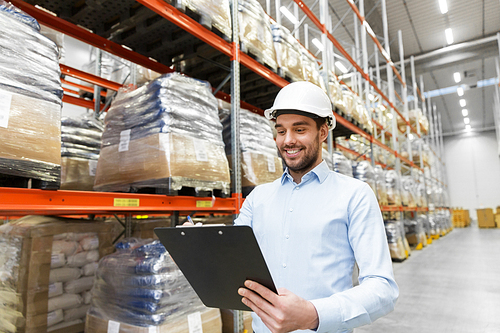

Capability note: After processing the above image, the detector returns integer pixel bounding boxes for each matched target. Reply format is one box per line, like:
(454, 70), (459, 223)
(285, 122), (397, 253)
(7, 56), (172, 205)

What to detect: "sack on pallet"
(176, 0), (231, 39)
(0, 215), (114, 333)
(0, 2), (62, 184)
(88, 238), (219, 330)
(374, 165), (388, 205)
(332, 152), (353, 177)
(384, 221), (406, 261)
(385, 170), (402, 206)
(94, 73), (230, 195)
(353, 161), (376, 195)
(300, 45), (326, 91)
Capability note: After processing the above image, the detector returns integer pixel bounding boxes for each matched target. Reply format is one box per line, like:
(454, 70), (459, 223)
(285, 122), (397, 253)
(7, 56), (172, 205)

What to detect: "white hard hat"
(264, 81), (336, 130)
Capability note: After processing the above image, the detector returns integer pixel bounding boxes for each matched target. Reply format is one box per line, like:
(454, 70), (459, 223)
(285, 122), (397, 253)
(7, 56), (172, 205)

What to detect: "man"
(234, 81), (399, 333)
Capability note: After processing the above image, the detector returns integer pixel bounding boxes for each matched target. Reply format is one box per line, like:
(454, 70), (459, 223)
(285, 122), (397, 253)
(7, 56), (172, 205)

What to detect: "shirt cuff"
(310, 296), (343, 333)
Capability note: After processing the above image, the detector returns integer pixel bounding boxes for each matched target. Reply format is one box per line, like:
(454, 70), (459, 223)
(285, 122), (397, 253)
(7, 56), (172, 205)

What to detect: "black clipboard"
(154, 225), (277, 311)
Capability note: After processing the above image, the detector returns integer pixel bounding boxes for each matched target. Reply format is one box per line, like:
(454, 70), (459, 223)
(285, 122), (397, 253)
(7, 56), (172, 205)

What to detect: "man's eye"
(296, 128), (304, 132)
(277, 130), (285, 135)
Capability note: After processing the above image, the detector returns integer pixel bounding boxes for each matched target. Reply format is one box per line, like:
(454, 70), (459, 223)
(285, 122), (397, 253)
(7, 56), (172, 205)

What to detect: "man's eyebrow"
(275, 121), (311, 128)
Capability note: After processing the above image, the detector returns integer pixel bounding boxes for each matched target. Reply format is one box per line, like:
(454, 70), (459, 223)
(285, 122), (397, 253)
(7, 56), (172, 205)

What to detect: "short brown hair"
(314, 117), (327, 130)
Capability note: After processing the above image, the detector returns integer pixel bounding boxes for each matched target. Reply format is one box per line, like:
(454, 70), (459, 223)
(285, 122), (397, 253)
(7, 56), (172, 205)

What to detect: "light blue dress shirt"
(234, 161), (399, 333)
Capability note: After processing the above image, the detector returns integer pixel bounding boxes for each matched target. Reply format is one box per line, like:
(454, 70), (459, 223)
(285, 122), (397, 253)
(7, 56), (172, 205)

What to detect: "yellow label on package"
(114, 198), (140, 207)
(196, 200), (212, 208)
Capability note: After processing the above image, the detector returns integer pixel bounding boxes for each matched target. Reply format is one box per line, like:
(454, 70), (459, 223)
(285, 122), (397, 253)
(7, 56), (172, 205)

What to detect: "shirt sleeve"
(310, 183), (399, 333)
(233, 188), (254, 227)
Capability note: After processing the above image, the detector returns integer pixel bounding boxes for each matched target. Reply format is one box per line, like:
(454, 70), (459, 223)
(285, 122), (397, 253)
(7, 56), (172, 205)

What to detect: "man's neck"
(289, 159), (322, 184)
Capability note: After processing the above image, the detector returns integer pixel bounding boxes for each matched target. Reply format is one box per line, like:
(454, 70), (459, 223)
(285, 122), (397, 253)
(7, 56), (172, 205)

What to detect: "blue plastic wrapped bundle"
(352, 160), (376, 194)
(89, 239), (205, 327)
(94, 73), (230, 194)
(0, 1), (62, 184)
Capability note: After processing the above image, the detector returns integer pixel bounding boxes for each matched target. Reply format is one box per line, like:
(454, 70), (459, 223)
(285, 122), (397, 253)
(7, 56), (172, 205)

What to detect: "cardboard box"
(228, 152), (283, 187)
(0, 216), (114, 333)
(476, 208), (496, 228)
(85, 307), (222, 333)
(94, 133), (230, 192)
(495, 214), (500, 228)
(0, 89), (61, 168)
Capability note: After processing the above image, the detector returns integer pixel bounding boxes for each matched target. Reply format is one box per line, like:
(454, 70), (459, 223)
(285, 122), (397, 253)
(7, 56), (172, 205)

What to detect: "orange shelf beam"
(0, 188), (238, 216)
(60, 64), (123, 91)
(62, 94), (104, 111)
(61, 78), (107, 97)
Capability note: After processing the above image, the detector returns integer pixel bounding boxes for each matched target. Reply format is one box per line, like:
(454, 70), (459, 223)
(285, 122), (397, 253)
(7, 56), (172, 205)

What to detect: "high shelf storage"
(2, 0), (449, 218)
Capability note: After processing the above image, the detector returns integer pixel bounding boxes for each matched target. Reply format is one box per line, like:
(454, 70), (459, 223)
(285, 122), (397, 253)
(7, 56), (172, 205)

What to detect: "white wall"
(444, 130), (500, 219)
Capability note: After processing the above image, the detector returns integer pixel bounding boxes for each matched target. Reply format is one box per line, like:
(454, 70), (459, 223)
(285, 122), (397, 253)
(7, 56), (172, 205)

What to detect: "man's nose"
(283, 131), (297, 146)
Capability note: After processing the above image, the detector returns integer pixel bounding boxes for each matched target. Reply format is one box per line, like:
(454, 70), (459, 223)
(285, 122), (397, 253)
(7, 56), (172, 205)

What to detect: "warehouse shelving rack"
(0, 0), (451, 223)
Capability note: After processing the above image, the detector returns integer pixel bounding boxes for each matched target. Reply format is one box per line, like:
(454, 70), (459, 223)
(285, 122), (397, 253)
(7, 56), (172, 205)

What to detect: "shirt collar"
(281, 160), (330, 185)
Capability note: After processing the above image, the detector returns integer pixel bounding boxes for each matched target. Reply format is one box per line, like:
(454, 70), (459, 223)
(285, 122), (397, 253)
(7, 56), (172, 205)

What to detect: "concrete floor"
(356, 224), (500, 333)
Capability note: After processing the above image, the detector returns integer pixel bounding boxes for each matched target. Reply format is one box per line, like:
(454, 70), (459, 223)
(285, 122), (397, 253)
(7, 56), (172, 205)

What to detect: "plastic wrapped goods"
(385, 170), (402, 206)
(61, 115), (103, 191)
(238, 0), (277, 71)
(374, 166), (388, 205)
(329, 78), (345, 112)
(220, 103), (282, 188)
(300, 45), (326, 91)
(332, 152), (353, 177)
(0, 2), (62, 183)
(404, 219), (427, 247)
(384, 221), (406, 261)
(176, 0), (231, 38)
(271, 24), (303, 82)
(322, 147), (333, 171)
(94, 73), (230, 195)
(89, 238), (206, 327)
(352, 161), (376, 194)
(401, 176), (417, 207)
(397, 109), (428, 135)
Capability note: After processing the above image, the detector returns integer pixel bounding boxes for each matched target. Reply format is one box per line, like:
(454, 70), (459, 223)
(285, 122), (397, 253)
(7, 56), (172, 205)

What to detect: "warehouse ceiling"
(259, 0), (500, 135)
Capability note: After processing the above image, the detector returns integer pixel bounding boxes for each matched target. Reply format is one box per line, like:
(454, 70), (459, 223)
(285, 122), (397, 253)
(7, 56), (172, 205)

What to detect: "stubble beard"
(279, 133), (320, 174)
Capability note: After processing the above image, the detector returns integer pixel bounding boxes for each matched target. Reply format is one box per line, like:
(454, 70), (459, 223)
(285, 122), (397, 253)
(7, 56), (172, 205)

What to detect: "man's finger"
(241, 297), (279, 333)
(244, 280), (279, 305)
(238, 287), (276, 316)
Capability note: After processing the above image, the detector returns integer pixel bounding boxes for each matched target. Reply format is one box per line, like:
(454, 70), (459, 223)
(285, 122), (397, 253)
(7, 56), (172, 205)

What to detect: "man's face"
(275, 114), (323, 174)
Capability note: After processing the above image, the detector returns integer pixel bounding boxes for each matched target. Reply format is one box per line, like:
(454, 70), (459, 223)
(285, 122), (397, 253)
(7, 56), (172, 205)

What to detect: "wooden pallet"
(0, 174), (60, 190)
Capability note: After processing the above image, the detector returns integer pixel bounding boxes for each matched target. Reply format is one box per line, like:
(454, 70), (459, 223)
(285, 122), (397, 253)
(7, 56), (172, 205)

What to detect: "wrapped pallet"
(271, 24), (303, 82)
(384, 221), (406, 261)
(328, 77), (346, 113)
(238, 0), (277, 71)
(332, 152), (353, 177)
(353, 161), (376, 195)
(94, 73), (231, 196)
(0, 216), (113, 333)
(61, 115), (104, 191)
(86, 238), (222, 333)
(374, 165), (388, 206)
(176, 0), (231, 39)
(397, 109), (428, 135)
(300, 45), (326, 91)
(401, 176), (417, 208)
(322, 144), (333, 171)
(220, 102), (282, 192)
(0, 1), (63, 188)
(404, 218), (427, 248)
(385, 170), (402, 206)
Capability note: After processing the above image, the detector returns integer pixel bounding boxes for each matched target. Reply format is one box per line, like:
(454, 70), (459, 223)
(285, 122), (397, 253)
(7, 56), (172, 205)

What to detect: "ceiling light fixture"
(457, 86), (464, 96)
(445, 28), (454, 44)
(459, 99), (466, 107)
(464, 117), (470, 124)
(335, 61), (348, 74)
(279, 6), (299, 25)
(454, 72), (461, 83)
(312, 38), (324, 51)
(438, 0), (448, 14)
(462, 109), (468, 117)
(465, 124), (471, 131)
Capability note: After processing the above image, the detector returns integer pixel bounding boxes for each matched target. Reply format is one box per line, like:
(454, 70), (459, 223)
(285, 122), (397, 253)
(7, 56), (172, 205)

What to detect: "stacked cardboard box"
(0, 216), (113, 333)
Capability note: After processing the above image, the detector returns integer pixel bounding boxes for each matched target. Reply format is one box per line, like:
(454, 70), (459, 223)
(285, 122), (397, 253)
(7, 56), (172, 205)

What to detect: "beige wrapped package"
(238, 0), (277, 71)
(397, 109), (429, 135)
(329, 79), (346, 112)
(300, 47), (326, 91)
(0, 89), (61, 182)
(178, 0), (231, 38)
(228, 152), (283, 187)
(272, 24), (303, 81)
(94, 132), (230, 194)
(60, 157), (97, 191)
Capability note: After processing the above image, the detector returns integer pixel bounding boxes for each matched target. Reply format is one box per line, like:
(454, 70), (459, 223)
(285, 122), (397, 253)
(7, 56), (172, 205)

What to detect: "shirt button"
(282, 263), (287, 268)
(289, 208), (293, 212)
(285, 235), (290, 239)
(295, 187), (299, 190)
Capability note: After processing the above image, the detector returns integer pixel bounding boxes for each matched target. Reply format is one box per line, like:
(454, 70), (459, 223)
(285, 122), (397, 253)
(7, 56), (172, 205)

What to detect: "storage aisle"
(357, 226), (500, 333)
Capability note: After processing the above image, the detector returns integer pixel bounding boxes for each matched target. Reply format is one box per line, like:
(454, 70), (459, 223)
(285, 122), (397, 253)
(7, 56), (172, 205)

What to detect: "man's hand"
(238, 280), (319, 333)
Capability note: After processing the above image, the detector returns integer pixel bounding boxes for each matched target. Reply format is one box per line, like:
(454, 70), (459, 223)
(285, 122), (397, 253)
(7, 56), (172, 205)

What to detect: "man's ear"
(319, 123), (329, 142)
